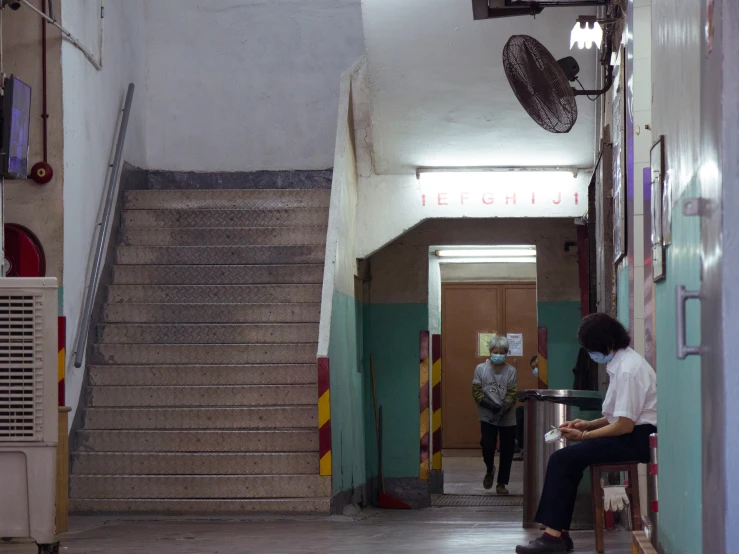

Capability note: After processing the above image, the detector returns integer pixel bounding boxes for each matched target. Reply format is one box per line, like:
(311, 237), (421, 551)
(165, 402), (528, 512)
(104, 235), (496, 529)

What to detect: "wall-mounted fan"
(502, 34), (614, 133)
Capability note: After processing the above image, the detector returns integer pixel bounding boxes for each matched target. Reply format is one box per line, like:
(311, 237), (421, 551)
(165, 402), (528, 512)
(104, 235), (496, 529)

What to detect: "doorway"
(440, 281), (538, 498)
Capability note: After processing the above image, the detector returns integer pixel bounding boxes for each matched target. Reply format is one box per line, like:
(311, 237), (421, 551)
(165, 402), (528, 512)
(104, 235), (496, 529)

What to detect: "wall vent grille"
(0, 292), (45, 441)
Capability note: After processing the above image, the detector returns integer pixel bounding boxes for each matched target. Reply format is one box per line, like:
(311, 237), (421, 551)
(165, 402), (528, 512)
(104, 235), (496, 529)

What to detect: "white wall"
(317, 57), (362, 356)
(143, 0), (364, 172)
(62, 0), (148, 426)
(355, 171), (590, 258)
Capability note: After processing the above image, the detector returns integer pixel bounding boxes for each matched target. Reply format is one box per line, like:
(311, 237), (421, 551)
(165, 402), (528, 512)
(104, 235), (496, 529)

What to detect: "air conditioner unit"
(0, 278), (59, 552)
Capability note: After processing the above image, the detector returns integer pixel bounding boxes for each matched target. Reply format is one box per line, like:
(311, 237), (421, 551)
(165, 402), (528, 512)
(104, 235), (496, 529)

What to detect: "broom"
(370, 355), (411, 510)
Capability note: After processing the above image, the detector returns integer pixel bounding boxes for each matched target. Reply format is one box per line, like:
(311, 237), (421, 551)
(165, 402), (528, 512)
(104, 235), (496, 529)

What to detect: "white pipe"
(20, 0), (103, 71)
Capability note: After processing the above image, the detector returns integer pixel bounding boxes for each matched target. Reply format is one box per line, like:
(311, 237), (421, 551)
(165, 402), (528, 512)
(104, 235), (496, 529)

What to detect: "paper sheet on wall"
(506, 333), (523, 357)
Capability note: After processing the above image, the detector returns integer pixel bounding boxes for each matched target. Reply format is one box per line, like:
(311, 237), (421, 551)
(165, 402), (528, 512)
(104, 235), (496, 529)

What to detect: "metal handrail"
(73, 83), (135, 368)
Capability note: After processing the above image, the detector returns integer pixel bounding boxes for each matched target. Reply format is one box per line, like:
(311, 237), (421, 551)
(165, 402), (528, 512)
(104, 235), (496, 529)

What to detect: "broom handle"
(370, 355), (380, 441)
(370, 356), (386, 493)
(379, 405), (386, 493)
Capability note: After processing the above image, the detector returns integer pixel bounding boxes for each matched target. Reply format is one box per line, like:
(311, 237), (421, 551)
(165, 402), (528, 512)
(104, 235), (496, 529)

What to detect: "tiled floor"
(60, 509), (634, 554)
(443, 453), (525, 496)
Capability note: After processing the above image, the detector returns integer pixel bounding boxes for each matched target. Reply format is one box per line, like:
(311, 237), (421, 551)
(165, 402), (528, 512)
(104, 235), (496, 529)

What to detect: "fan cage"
(503, 35), (578, 134)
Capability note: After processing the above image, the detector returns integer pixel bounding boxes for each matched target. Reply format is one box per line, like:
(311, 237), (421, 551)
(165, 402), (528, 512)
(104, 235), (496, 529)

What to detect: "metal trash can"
(520, 389), (603, 530)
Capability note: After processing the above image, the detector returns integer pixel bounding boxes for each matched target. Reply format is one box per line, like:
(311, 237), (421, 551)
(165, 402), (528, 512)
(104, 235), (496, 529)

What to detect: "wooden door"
(503, 286), (539, 394)
(441, 282), (537, 449)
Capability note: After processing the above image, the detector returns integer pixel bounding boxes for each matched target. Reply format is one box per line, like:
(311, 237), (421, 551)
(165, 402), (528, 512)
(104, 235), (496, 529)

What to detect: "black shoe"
(515, 534), (567, 554)
(483, 472), (494, 489)
(562, 535), (574, 552)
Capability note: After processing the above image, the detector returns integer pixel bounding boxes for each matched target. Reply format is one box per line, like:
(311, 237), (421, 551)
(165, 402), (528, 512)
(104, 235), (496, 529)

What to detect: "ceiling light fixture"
(438, 257), (537, 264)
(416, 167), (583, 191)
(435, 247), (536, 258)
(570, 17), (603, 50)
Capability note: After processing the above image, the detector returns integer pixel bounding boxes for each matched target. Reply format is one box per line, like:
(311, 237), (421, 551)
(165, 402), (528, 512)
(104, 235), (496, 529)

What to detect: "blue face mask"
(533, 367), (539, 378)
(588, 351), (615, 364)
(490, 353), (506, 365)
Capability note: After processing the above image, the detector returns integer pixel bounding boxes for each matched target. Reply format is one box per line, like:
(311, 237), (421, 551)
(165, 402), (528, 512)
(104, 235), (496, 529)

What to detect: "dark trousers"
(516, 406), (525, 450)
(535, 424), (656, 531)
(480, 421), (516, 485)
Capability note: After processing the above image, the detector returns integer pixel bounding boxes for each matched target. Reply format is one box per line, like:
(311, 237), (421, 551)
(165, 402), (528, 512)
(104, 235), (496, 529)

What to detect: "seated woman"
(472, 334), (518, 495)
(516, 313), (657, 554)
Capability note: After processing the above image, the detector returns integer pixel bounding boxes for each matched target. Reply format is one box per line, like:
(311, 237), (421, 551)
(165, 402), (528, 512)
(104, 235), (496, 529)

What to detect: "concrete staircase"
(69, 188), (332, 514)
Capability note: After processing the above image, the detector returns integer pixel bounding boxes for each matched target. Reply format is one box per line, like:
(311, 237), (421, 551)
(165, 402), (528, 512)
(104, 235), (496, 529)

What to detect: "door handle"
(676, 285), (701, 359)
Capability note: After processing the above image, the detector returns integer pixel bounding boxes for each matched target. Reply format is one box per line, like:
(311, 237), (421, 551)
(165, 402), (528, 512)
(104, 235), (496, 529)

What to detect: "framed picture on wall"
(651, 136), (666, 281)
(612, 48), (627, 265)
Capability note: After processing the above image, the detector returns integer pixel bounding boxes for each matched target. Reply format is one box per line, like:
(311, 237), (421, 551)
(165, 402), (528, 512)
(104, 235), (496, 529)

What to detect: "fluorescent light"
(570, 21), (602, 50)
(435, 248), (536, 258)
(438, 257), (537, 264)
(416, 169), (580, 191)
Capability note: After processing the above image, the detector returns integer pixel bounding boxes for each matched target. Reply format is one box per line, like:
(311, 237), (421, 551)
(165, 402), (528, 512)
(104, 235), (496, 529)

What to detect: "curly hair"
(577, 313), (631, 355)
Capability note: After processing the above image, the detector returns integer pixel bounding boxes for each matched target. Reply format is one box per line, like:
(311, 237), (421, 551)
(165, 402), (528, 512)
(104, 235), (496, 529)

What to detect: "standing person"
(515, 313), (657, 553)
(472, 335), (518, 495)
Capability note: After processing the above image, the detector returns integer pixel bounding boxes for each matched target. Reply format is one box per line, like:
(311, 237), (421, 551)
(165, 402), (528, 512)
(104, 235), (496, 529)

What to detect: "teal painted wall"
(327, 291), (367, 495)
(537, 301), (581, 389)
(363, 302), (428, 479)
(616, 261), (630, 330)
(654, 178), (702, 554)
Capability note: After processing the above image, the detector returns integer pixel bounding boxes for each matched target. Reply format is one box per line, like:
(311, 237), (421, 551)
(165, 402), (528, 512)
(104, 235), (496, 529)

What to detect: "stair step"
(72, 452), (318, 475)
(97, 324), (319, 344)
(69, 475), (331, 499)
(120, 227), (328, 247)
(122, 208), (329, 229)
(102, 303), (321, 324)
(88, 365), (317, 386)
(124, 189), (331, 210)
(83, 407), (317, 430)
(87, 385), (317, 407)
(69, 498), (330, 514)
(106, 284), (322, 304)
(92, 343), (316, 365)
(112, 264), (325, 285)
(116, 245), (325, 266)
(75, 429), (318, 452)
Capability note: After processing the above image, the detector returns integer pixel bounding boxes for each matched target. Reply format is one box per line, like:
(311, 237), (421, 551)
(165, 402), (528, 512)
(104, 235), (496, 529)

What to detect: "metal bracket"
(682, 198), (706, 216)
(676, 285), (701, 359)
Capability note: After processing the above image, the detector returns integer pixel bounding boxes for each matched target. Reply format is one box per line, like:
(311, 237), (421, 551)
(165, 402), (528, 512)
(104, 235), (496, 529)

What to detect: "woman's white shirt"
(601, 347), (657, 426)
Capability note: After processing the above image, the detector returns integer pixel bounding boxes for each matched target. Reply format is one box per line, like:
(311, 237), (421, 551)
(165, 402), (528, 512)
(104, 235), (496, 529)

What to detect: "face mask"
(533, 367), (539, 378)
(588, 351), (615, 364)
(490, 354), (506, 365)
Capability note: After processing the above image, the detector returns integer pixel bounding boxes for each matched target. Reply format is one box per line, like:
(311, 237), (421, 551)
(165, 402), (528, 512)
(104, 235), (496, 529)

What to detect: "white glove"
(602, 485), (629, 512)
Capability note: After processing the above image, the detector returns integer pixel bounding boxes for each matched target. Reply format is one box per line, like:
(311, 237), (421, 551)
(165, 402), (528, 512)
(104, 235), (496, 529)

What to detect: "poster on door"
(506, 333), (524, 357)
(477, 332), (496, 357)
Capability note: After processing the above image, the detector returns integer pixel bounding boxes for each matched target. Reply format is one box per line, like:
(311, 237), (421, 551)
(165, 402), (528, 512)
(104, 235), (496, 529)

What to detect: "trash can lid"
(517, 389), (603, 410)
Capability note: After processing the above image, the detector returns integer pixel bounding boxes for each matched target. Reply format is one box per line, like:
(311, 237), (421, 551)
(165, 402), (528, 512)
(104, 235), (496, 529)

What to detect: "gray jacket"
(472, 361), (518, 426)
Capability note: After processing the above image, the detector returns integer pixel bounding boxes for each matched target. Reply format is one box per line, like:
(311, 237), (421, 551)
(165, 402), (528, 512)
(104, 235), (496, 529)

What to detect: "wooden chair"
(590, 462), (642, 553)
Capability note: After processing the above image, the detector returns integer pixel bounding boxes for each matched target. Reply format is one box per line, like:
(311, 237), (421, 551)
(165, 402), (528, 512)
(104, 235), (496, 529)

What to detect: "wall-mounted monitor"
(0, 75), (33, 180)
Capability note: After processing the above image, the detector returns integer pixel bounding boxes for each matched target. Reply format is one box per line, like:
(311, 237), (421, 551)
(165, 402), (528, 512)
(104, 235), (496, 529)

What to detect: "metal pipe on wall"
(41, 0), (48, 162)
(20, 0), (103, 71)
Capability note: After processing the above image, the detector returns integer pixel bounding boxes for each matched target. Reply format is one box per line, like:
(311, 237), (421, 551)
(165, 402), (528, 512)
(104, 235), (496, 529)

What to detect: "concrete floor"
(58, 509), (634, 554)
(43, 454), (639, 553)
(443, 454), (524, 496)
